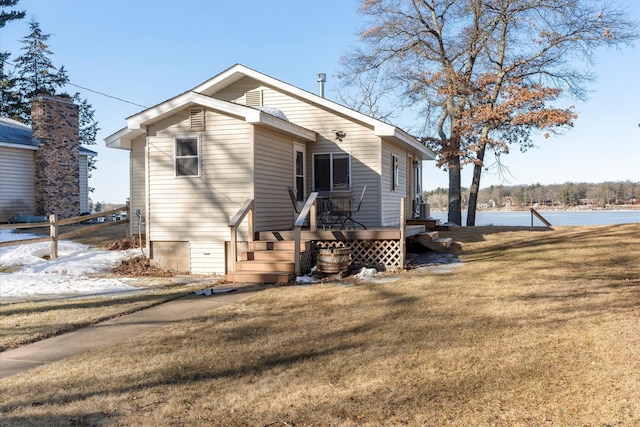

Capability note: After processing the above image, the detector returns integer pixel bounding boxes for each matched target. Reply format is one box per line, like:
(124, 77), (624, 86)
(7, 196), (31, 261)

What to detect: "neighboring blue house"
(0, 95), (96, 222)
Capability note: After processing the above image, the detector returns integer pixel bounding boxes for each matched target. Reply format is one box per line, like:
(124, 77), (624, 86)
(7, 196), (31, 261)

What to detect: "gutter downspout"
(144, 127), (151, 257)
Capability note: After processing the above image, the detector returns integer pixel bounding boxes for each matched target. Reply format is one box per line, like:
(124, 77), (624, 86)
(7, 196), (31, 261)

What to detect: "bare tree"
(340, 0), (638, 225)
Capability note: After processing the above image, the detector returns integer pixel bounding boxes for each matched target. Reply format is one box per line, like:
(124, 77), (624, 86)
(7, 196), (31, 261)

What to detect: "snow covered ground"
(1, 229), (139, 302)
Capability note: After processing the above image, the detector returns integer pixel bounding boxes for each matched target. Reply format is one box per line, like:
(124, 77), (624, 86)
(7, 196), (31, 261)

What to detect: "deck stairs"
(414, 230), (453, 251)
(225, 239), (312, 284)
(225, 229), (452, 284)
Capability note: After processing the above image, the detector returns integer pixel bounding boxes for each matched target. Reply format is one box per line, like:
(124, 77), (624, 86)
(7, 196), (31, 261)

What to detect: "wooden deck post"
(49, 213), (58, 259)
(294, 226), (301, 277)
(400, 198), (406, 270)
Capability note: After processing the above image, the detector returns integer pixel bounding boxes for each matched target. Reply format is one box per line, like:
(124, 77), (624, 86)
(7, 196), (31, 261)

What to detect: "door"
(407, 155), (422, 218)
(293, 142), (306, 202)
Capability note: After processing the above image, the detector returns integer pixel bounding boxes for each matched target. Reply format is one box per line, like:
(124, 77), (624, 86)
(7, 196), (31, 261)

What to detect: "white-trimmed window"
(392, 154), (399, 191)
(175, 136), (200, 177)
(313, 153), (351, 192)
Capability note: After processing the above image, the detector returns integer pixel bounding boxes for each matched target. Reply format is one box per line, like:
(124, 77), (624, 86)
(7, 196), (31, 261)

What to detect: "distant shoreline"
(431, 205), (640, 213)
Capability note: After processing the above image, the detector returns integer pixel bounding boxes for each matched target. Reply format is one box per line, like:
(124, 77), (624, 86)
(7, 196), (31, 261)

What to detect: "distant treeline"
(424, 181), (639, 210)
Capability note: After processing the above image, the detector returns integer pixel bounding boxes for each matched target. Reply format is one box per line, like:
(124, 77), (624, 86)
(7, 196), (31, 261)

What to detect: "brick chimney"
(31, 95), (80, 219)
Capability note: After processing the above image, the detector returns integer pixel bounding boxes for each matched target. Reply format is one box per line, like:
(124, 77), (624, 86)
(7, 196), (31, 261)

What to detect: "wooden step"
(235, 260), (295, 272)
(433, 237), (453, 248)
(248, 240), (310, 252)
(414, 231), (453, 250)
(242, 250), (295, 261)
(225, 271), (292, 284)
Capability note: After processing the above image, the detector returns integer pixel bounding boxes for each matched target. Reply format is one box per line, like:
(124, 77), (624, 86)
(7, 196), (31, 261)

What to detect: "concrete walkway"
(0, 285), (267, 379)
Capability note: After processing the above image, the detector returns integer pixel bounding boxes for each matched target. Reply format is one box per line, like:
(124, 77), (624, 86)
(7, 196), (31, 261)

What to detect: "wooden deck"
(257, 225), (425, 241)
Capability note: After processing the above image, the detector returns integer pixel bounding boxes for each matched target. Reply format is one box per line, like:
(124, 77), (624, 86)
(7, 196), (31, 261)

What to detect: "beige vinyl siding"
(218, 77), (383, 227)
(130, 136), (146, 236)
(190, 241), (225, 274)
(146, 108), (253, 245)
(0, 146), (35, 222)
(79, 155), (89, 213)
(381, 141), (407, 226)
(253, 127), (295, 231)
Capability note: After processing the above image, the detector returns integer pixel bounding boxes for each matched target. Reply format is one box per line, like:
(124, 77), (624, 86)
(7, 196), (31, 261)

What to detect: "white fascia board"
(105, 127), (144, 150)
(246, 110), (316, 141)
(375, 123), (436, 160)
(0, 142), (38, 150)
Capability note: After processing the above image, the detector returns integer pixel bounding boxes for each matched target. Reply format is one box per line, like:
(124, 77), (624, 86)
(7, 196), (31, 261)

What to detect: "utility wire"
(65, 81), (148, 108)
(1, 57), (148, 108)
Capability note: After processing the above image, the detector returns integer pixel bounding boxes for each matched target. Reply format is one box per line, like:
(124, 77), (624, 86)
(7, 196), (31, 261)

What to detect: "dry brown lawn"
(1, 223), (209, 351)
(1, 224), (638, 426)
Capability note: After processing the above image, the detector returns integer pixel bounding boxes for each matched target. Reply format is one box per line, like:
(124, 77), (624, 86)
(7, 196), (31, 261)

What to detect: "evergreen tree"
(3, 16), (100, 182)
(0, 0), (25, 118)
(73, 93), (99, 180)
(0, 51), (23, 119)
(0, 0), (25, 28)
(12, 18), (69, 123)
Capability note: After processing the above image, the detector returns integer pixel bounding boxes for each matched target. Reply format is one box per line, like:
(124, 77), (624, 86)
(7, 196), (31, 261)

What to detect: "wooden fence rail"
(0, 207), (129, 259)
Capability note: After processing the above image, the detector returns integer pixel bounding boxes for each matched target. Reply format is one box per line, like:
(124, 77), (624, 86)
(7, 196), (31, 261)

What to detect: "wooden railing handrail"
(293, 192), (319, 277)
(229, 199), (254, 227)
(228, 199), (255, 273)
(530, 208), (552, 227)
(294, 192), (318, 230)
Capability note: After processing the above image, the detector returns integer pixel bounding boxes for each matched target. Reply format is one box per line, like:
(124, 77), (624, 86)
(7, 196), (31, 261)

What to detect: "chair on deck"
(344, 185), (367, 229)
(329, 186), (367, 230)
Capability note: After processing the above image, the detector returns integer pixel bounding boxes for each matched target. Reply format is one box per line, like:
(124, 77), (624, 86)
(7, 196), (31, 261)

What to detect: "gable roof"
(192, 64), (435, 159)
(105, 90), (316, 149)
(0, 117), (97, 156)
(106, 64), (436, 159)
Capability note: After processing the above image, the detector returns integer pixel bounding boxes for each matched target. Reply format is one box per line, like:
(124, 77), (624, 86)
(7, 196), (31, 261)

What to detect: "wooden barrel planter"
(317, 247), (351, 274)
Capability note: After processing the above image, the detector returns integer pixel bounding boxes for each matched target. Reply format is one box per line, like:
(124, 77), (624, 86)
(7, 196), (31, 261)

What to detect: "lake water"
(429, 210), (640, 227)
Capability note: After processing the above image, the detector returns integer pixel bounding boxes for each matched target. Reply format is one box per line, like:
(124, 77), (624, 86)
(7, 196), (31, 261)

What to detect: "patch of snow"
(0, 228), (41, 242)
(295, 275), (317, 284)
(295, 266), (318, 284)
(255, 106), (289, 121)
(354, 267), (378, 280)
(0, 239), (139, 302)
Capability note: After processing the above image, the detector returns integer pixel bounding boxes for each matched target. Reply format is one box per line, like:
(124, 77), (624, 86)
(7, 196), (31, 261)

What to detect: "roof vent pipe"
(317, 73), (326, 97)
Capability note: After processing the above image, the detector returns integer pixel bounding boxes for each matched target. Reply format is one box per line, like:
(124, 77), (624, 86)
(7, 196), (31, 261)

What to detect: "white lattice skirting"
(315, 239), (401, 271)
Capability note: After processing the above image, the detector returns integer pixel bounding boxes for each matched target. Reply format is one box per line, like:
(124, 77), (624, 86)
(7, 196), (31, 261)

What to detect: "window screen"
(175, 137), (200, 177)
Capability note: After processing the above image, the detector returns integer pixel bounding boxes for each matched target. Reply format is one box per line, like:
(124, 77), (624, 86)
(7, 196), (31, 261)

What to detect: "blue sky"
(1, 0), (638, 204)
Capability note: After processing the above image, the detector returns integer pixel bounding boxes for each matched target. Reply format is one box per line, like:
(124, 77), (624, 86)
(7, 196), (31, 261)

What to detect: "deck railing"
(292, 192), (319, 277)
(228, 199), (254, 273)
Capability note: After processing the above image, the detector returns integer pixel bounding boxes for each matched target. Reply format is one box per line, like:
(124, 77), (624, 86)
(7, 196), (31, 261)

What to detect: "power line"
(1, 57), (148, 108)
(65, 82), (148, 108)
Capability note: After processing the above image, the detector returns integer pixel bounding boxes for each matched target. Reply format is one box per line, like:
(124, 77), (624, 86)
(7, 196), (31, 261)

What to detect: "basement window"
(175, 136), (201, 177)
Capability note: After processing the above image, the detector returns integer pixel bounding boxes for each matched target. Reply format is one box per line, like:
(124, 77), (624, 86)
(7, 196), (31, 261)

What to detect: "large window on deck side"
(175, 136), (200, 177)
(313, 153), (351, 192)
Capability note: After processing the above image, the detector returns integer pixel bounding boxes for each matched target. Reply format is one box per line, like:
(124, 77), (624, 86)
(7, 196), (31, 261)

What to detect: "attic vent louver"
(245, 90), (263, 107)
(190, 108), (204, 130)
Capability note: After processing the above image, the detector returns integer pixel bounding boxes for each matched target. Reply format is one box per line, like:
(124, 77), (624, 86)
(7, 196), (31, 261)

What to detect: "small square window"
(175, 137), (200, 177)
